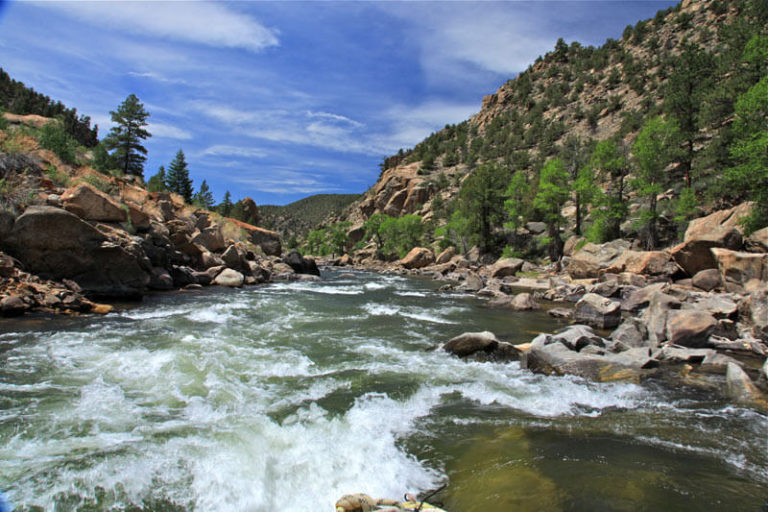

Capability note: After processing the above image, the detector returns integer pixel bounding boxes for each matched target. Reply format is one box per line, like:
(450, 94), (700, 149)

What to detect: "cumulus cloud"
(38, 1), (279, 52)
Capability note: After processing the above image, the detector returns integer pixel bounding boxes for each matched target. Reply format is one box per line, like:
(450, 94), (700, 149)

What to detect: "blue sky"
(0, 0), (677, 206)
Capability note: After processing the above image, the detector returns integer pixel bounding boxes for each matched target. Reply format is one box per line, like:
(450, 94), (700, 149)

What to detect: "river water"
(1, 269), (766, 511)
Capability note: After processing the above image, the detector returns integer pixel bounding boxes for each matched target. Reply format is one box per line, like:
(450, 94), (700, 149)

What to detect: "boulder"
(148, 267), (174, 290)
(742, 290), (768, 339)
(284, 250), (321, 276)
(525, 221), (547, 235)
(692, 269), (722, 291)
(547, 307), (573, 319)
(61, 183), (128, 223)
(563, 235), (586, 257)
(457, 272), (484, 292)
(642, 292), (682, 346)
(726, 362), (767, 408)
(2, 206), (149, 297)
(510, 292), (540, 311)
(489, 257), (524, 278)
(653, 346), (712, 365)
(226, 218), (282, 256)
(711, 248), (768, 290)
(222, 243), (249, 272)
(435, 247), (456, 265)
(670, 204), (750, 276)
(665, 310), (718, 348)
(552, 325), (605, 352)
(610, 318), (648, 349)
(568, 240), (631, 279)
(693, 295), (738, 320)
(621, 283), (668, 312)
(746, 227), (768, 253)
(400, 247), (435, 270)
(522, 342), (652, 383)
(574, 293), (621, 329)
(214, 268), (244, 287)
(0, 295), (28, 316)
(605, 250), (679, 277)
(191, 224), (226, 253)
(443, 331), (498, 358)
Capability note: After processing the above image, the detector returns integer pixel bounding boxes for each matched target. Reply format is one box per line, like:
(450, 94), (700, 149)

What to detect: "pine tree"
(147, 165), (167, 192)
(193, 179), (215, 209)
(590, 139), (630, 241)
(726, 75), (768, 233)
(218, 190), (234, 217)
(632, 116), (680, 250)
(503, 171), (530, 251)
(533, 158), (569, 261)
(458, 162), (509, 254)
(164, 149), (193, 203)
(103, 94), (151, 178)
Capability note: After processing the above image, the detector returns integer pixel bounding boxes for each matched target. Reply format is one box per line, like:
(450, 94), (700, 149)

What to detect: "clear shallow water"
(0, 269), (766, 511)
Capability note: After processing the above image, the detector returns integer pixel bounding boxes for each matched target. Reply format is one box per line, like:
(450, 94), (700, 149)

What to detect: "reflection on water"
(0, 269), (766, 511)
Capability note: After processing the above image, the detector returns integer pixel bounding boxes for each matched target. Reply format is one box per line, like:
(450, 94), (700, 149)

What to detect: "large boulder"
(61, 183), (128, 223)
(692, 269), (722, 291)
(214, 268), (244, 287)
(400, 247), (435, 269)
(574, 293), (621, 329)
(711, 248), (768, 290)
(191, 224), (226, 253)
(226, 218), (282, 256)
(522, 341), (653, 383)
(435, 247), (456, 265)
(665, 310), (718, 348)
(568, 240), (631, 279)
(284, 249), (321, 276)
(742, 290), (768, 340)
(489, 257), (525, 278)
(670, 204), (750, 276)
(442, 331), (521, 362)
(510, 292), (540, 311)
(726, 362), (768, 408)
(2, 206), (150, 297)
(642, 291), (682, 346)
(610, 318), (648, 349)
(604, 250), (680, 277)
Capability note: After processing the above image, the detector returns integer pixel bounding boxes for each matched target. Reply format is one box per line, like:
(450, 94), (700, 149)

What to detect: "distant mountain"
(260, 194), (362, 244)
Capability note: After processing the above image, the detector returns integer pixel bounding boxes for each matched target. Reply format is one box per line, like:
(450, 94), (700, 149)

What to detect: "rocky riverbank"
(322, 203), (768, 410)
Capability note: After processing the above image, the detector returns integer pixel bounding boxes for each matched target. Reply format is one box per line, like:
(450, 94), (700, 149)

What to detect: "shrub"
(39, 122), (78, 164)
(45, 164), (71, 187)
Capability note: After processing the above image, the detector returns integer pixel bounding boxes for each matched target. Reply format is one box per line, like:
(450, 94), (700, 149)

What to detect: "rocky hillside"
(0, 113), (294, 316)
(341, 0), (767, 252)
(260, 193), (360, 244)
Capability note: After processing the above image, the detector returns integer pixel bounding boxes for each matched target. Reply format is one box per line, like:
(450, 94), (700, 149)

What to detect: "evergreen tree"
(533, 158), (570, 261)
(218, 190), (234, 217)
(663, 43), (714, 188)
(457, 162), (509, 254)
(725, 75), (768, 233)
(503, 171), (530, 251)
(164, 149), (193, 202)
(147, 165), (167, 193)
(632, 116), (680, 250)
(92, 141), (115, 174)
(193, 179), (215, 209)
(103, 94), (151, 178)
(590, 139), (630, 241)
(560, 135), (593, 235)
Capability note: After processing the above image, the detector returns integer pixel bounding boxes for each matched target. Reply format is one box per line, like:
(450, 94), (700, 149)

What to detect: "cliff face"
(0, 114), (282, 314)
(341, 0), (759, 241)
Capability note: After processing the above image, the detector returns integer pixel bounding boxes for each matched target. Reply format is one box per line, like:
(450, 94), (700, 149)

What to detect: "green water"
(0, 269), (766, 511)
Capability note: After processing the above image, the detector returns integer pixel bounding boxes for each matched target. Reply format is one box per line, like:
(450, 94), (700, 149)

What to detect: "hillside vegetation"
(332, 0), (767, 262)
(260, 193), (361, 247)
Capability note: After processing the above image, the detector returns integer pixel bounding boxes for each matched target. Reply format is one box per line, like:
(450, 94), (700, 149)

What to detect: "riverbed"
(1, 269), (766, 511)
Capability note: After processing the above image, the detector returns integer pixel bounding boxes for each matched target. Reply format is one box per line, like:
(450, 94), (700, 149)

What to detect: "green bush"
(39, 122), (78, 164)
(45, 164), (71, 187)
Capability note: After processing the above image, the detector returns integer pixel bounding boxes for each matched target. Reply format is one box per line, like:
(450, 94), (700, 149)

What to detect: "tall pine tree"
(193, 179), (215, 209)
(164, 149), (193, 203)
(103, 94), (151, 178)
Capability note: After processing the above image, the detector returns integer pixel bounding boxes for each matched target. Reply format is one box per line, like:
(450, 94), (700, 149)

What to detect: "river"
(1, 269), (766, 511)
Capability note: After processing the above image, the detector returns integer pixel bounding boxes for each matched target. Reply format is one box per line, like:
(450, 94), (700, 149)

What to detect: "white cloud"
(381, 3), (553, 83)
(307, 111), (363, 128)
(149, 123), (193, 140)
(378, 100), (479, 151)
(231, 170), (339, 195)
(127, 71), (187, 85)
(200, 145), (267, 159)
(38, 1), (279, 53)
